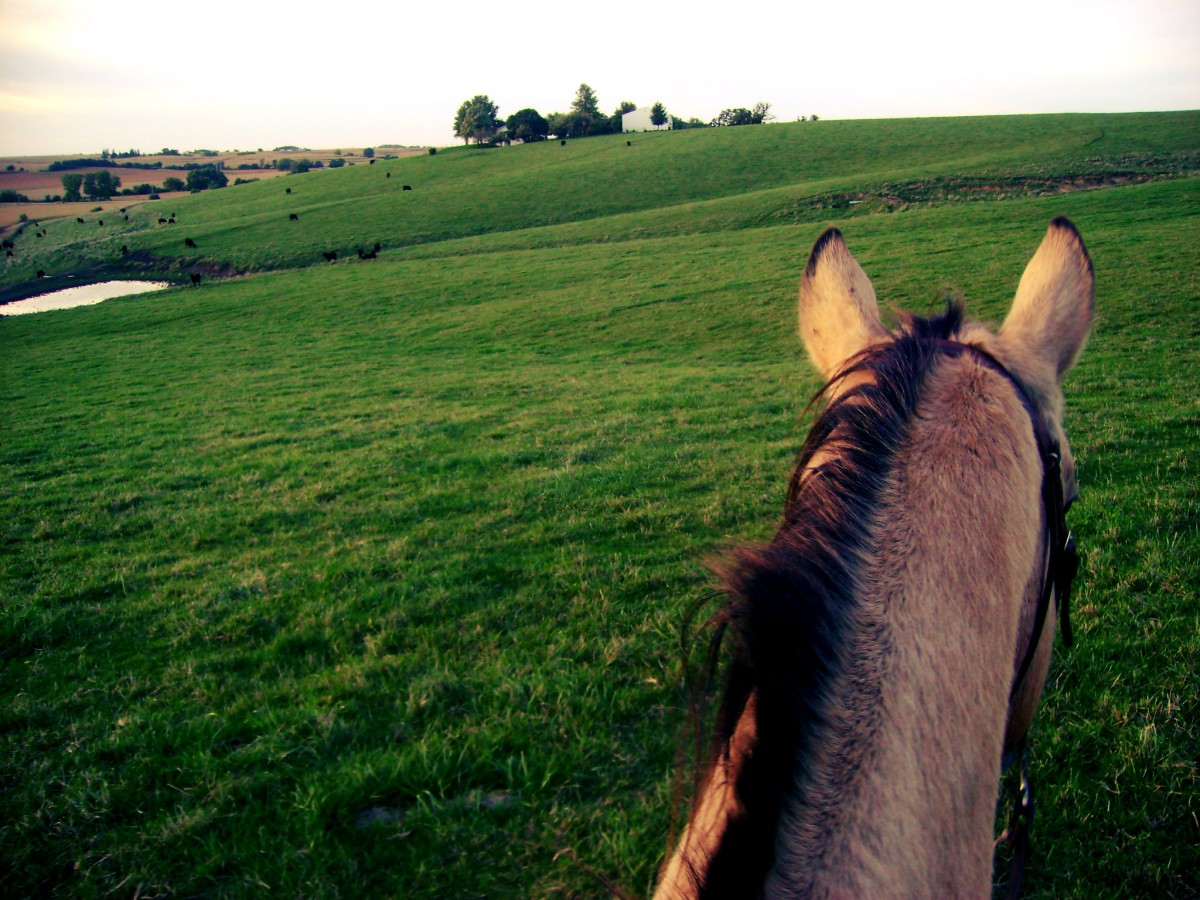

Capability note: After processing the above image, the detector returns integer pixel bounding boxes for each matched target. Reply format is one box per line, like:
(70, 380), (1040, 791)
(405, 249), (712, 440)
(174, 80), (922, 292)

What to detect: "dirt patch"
(768, 159), (1200, 223)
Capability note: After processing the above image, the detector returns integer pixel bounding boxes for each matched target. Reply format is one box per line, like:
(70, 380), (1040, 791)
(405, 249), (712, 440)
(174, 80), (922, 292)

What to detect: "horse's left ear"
(999, 217), (1094, 379)
(799, 228), (888, 379)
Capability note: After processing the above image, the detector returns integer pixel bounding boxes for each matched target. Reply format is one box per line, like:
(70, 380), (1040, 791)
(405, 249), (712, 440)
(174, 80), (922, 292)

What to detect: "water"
(0, 280), (171, 316)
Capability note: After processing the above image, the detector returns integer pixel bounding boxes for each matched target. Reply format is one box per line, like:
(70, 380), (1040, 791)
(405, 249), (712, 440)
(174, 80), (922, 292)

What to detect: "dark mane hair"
(687, 303), (965, 896)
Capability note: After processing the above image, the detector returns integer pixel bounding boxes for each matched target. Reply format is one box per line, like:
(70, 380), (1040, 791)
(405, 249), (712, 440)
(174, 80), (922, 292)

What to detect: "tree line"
(453, 84), (779, 145)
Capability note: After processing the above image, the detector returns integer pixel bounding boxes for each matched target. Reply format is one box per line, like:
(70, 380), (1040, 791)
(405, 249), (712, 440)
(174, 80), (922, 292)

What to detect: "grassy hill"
(2, 113), (1198, 897)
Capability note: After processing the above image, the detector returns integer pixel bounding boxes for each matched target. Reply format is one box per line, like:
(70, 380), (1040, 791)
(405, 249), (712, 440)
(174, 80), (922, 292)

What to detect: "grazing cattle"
(36, 269), (46, 278)
(77, 217), (85, 224)
(627, 140), (632, 146)
(370, 159), (376, 165)
(357, 248), (376, 260)
(1, 240), (12, 249)
(286, 187), (292, 194)
(98, 220), (103, 226)
(290, 213), (299, 221)
(374, 242), (382, 253)
(159, 218), (167, 225)
(386, 172), (391, 178)
(184, 238), (196, 248)
(561, 140), (567, 146)
(121, 245), (129, 255)
(190, 273), (202, 285)
(5, 250), (12, 258)
(656, 220), (1093, 900)
(402, 185), (412, 191)
(120, 208), (126, 213)
(322, 250), (338, 263)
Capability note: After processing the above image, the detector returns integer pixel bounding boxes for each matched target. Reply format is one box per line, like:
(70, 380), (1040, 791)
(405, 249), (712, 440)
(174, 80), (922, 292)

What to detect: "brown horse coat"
(657, 220), (1093, 898)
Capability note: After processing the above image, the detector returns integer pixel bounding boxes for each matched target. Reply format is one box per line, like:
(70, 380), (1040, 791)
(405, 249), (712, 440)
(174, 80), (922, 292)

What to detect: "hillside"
(2, 111), (1197, 292)
(1, 112), (1198, 898)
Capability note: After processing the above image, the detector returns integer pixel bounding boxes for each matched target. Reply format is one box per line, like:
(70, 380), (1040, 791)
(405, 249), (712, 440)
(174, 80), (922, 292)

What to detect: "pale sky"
(1, 0), (1196, 155)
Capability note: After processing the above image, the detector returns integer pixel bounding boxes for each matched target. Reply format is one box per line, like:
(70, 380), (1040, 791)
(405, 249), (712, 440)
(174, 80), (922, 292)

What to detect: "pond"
(0, 280), (172, 316)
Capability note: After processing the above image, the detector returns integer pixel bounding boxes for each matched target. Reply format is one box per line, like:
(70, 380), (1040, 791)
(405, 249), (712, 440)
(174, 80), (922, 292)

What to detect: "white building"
(621, 107), (672, 133)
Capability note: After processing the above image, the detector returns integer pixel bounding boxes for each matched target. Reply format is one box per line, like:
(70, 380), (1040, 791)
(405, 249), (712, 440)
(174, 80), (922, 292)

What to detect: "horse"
(656, 218), (1093, 898)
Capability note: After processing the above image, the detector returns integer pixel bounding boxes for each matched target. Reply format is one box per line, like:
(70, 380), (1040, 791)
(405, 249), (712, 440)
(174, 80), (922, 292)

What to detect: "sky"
(1, 0), (1197, 156)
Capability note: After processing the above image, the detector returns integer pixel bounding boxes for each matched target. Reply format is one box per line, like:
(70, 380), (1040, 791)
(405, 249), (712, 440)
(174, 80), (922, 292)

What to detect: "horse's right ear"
(799, 228), (888, 380)
(999, 217), (1094, 380)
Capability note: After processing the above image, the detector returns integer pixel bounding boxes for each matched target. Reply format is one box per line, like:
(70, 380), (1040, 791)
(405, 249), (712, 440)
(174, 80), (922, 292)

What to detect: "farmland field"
(1, 113), (1198, 897)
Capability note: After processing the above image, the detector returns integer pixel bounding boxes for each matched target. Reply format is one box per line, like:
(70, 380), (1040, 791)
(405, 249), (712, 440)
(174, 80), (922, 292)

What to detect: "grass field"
(2, 113), (1198, 897)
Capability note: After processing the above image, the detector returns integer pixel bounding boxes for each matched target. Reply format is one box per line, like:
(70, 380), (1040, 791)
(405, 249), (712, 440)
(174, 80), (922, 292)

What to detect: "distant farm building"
(621, 107), (672, 133)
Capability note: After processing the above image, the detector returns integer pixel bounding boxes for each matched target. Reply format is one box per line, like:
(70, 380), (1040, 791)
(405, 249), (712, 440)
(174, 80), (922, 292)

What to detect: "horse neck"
(663, 351), (1046, 899)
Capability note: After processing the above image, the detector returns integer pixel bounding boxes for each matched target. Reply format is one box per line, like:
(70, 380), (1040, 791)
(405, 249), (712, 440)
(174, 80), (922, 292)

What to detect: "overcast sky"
(1, 0), (1196, 155)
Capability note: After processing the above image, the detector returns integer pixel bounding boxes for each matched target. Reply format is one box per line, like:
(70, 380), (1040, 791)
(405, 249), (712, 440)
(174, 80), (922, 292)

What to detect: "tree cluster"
(711, 102), (774, 127)
(453, 85), (779, 145)
(59, 171), (122, 201)
(453, 85), (678, 145)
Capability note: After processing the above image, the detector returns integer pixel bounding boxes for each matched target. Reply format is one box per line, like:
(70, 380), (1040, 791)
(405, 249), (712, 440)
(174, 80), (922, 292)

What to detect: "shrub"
(0, 189), (30, 203)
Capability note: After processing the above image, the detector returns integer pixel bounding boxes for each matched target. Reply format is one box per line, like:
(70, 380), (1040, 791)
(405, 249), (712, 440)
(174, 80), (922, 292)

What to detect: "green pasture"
(2, 113), (1197, 897)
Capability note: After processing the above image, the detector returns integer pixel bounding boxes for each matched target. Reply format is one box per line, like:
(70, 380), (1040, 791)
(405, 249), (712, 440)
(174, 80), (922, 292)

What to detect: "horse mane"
(687, 302), (966, 896)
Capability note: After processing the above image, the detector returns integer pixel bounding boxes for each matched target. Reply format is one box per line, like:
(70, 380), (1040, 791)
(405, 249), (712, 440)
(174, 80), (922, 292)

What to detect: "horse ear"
(798, 228), (888, 379)
(999, 217), (1094, 379)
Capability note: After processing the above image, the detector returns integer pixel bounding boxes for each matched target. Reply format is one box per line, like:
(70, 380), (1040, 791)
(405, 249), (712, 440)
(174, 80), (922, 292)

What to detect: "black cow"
(36, 269), (46, 278)
(290, 213), (299, 221)
(322, 250), (338, 263)
(190, 273), (202, 285)
(357, 248), (376, 260)
(402, 185), (412, 191)
(184, 238), (196, 248)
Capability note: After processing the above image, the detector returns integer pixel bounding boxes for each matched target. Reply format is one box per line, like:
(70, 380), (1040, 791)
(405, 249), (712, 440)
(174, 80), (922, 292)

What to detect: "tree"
(60, 173), (83, 202)
(751, 101), (774, 124)
(83, 170), (120, 199)
(571, 83), (600, 118)
(186, 165), (228, 191)
(650, 102), (668, 128)
(547, 112), (573, 139)
(162, 177), (185, 192)
(505, 108), (549, 143)
(363, 147), (374, 158)
(454, 95), (500, 145)
(569, 83), (610, 135)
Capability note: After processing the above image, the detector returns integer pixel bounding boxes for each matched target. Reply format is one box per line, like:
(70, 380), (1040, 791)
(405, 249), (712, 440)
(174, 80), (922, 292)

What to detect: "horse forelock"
(687, 303), (966, 896)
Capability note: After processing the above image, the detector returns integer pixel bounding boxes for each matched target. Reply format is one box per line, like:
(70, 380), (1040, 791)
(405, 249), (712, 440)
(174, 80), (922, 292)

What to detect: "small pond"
(0, 280), (172, 316)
